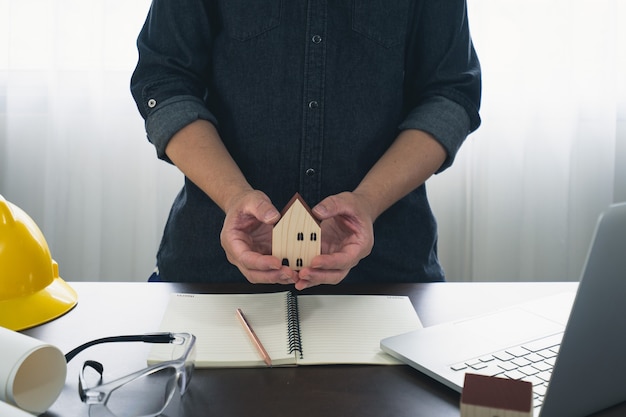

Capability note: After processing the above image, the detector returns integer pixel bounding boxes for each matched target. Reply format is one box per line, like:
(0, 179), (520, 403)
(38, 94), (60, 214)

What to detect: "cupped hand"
(295, 192), (375, 290)
(220, 190), (298, 285)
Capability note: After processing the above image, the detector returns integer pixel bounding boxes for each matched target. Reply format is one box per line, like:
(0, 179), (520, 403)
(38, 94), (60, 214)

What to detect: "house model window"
(272, 193), (321, 271)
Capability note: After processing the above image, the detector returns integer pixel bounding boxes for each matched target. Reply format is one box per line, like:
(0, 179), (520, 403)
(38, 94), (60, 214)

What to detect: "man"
(131, 0), (481, 289)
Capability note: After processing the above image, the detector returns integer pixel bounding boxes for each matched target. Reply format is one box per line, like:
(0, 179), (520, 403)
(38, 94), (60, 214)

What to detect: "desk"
(24, 282), (625, 417)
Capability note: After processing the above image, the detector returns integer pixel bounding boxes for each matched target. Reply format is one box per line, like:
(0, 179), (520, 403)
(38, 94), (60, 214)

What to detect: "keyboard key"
(537, 370), (552, 382)
(519, 365), (540, 376)
(472, 363), (505, 378)
(525, 375), (546, 386)
(534, 384), (548, 396)
(468, 361), (488, 370)
(524, 352), (545, 363)
(504, 369), (526, 380)
(522, 334), (563, 352)
(497, 361), (518, 371)
(512, 357), (532, 367)
(537, 348), (557, 359)
(450, 363), (467, 371)
(493, 351), (515, 361)
(506, 346), (531, 357)
(532, 361), (552, 372)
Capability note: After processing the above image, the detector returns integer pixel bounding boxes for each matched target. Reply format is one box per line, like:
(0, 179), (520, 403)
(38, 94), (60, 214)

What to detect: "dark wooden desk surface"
(24, 281), (625, 417)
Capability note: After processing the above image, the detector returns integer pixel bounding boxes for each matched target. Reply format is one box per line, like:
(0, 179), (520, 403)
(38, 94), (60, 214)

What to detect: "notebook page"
(296, 295), (422, 365)
(149, 292), (296, 367)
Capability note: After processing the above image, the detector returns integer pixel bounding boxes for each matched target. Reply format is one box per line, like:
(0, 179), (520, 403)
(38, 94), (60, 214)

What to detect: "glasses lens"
(90, 367), (177, 417)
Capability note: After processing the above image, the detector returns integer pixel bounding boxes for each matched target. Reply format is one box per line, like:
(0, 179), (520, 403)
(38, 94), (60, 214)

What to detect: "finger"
(245, 269), (296, 284)
(241, 264), (297, 285)
(245, 192), (280, 224)
(238, 251), (281, 271)
(238, 253), (298, 284)
(310, 252), (356, 271)
(312, 195), (340, 220)
(295, 267), (346, 290)
(295, 254), (354, 289)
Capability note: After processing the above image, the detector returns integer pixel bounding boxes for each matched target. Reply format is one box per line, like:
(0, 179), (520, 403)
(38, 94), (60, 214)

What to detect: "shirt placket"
(299, 0), (327, 204)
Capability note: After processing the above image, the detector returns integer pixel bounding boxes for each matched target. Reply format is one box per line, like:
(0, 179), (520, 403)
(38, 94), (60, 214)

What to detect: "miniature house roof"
(278, 193), (321, 224)
(461, 373), (533, 416)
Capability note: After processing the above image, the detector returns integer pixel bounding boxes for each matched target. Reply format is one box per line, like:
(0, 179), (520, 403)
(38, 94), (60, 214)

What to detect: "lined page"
(296, 295), (422, 365)
(149, 292), (296, 367)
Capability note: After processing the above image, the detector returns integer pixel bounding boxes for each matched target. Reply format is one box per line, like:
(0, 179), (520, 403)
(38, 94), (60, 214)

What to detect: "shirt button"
(305, 168), (316, 177)
(308, 100), (319, 109)
(312, 35), (322, 44)
(147, 99), (157, 108)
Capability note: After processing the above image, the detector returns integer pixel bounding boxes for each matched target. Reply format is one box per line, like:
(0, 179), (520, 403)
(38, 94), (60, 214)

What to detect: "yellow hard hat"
(0, 195), (77, 331)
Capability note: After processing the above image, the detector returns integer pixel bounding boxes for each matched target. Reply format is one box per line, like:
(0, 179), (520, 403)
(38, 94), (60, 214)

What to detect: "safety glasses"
(65, 332), (196, 417)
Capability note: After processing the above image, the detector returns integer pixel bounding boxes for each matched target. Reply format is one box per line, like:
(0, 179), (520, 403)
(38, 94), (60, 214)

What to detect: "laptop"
(381, 202), (626, 417)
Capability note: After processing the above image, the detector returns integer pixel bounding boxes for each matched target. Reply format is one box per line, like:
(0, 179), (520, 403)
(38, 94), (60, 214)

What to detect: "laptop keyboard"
(450, 332), (563, 411)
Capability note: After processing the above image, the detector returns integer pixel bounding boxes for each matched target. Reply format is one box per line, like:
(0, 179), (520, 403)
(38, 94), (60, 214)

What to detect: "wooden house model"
(272, 193), (321, 271)
(460, 373), (533, 417)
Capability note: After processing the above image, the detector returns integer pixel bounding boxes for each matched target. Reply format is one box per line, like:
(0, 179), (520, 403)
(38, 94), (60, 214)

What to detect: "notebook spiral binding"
(286, 291), (303, 358)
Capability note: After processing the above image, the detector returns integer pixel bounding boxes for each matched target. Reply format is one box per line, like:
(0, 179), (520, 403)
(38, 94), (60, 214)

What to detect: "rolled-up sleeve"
(130, 0), (217, 163)
(143, 95), (217, 161)
(399, 96), (471, 172)
(402, 0), (482, 172)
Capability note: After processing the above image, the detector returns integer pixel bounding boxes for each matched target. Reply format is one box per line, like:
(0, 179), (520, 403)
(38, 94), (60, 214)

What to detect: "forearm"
(164, 119), (253, 212)
(353, 129), (447, 220)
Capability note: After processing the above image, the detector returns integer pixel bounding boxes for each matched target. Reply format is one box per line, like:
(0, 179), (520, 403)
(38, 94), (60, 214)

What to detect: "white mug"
(0, 326), (66, 414)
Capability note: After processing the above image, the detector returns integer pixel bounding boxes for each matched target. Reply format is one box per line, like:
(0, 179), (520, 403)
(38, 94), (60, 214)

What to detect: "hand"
(220, 190), (298, 285)
(295, 192), (375, 290)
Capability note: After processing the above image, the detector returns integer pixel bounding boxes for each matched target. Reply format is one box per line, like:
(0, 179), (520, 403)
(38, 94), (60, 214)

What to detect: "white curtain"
(1, 0), (624, 282)
(0, 0), (182, 282)
(430, 0), (626, 281)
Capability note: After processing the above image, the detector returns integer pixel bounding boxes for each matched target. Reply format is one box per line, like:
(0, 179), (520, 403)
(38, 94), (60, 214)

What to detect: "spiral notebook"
(149, 291), (422, 367)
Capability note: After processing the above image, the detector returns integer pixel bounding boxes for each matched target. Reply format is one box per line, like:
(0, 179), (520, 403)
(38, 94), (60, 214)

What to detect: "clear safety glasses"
(65, 332), (196, 417)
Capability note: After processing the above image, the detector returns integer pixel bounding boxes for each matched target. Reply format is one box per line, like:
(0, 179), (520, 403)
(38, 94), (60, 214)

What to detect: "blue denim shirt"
(131, 0), (481, 283)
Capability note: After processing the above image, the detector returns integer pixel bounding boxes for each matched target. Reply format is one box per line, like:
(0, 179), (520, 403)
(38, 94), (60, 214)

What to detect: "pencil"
(236, 308), (272, 367)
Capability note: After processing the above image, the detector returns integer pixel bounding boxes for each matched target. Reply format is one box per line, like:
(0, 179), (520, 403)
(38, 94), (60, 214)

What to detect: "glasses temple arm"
(65, 332), (175, 362)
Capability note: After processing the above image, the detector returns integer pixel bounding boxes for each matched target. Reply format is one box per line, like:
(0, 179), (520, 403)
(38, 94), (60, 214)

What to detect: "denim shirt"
(130, 0), (481, 283)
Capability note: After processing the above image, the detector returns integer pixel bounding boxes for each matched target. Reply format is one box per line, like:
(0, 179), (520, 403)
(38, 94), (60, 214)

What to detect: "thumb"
(312, 195), (340, 220)
(231, 191), (280, 224)
(253, 195), (280, 224)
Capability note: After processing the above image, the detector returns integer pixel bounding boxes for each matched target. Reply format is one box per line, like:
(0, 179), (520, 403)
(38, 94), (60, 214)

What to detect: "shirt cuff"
(145, 95), (218, 162)
(399, 96), (471, 173)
